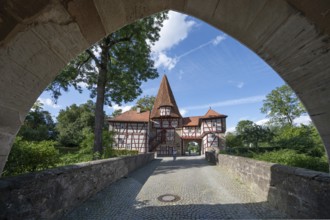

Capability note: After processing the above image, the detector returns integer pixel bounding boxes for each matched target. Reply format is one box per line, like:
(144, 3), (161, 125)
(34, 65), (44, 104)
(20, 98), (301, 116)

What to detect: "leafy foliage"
(56, 100), (96, 147)
(3, 137), (59, 176)
(18, 101), (56, 141)
(225, 132), (243, 148)
(235, 120), (273, 147)
(111, 109), (123, 117)
(47, 12), (168, 155)
(261, 85), (306, 126)
(254, 149), (329, 173)
(272, 124), (325, 157)
(223, 83), (328, 173)
(131, 95), (155, 112)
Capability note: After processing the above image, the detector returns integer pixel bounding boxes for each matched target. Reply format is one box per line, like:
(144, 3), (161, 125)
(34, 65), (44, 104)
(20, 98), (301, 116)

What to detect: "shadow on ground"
(152, 156), (215, 176)
(64, 156), (288, 219)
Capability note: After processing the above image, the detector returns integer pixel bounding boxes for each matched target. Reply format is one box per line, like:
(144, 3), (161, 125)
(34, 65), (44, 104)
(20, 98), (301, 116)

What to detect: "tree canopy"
(47, 12), (168, 155)
(131, 95), (155, 112)
(18, 100), (56, 141)
(261, 85), (306, 126)
(235, 120), (272, 148)
(56, 100), (96, 147)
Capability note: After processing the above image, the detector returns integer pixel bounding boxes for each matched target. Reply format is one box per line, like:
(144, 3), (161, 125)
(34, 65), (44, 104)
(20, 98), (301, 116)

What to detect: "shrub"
(253, 149), (329, 173)
(3, 137), (60, 176)
(110, 149), (139, 157)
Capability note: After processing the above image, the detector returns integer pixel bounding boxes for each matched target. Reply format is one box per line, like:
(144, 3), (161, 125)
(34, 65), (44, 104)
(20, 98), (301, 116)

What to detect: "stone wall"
(218, 154), (330, 218)
(0, 153), (155, 219)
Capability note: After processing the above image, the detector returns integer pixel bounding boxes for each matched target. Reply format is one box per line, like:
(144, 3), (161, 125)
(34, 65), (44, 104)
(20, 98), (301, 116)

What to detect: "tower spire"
(150, 75), (182, 118)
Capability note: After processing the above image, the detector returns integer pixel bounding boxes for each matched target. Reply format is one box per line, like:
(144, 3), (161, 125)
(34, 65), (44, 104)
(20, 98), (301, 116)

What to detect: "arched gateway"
(0, 0), (330, 174)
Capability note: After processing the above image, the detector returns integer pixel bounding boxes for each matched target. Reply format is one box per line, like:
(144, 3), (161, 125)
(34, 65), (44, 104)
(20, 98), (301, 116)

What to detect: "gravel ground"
(64, 156), (287, 219)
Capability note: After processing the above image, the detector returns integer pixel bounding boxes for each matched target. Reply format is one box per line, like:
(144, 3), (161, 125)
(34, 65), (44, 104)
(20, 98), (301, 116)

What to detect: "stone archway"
(0, 0), (329, 174)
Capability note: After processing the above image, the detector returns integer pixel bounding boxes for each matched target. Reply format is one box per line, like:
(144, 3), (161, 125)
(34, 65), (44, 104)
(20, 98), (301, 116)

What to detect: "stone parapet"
(0, 153), (155, 219)
(217, 154), (330, 218)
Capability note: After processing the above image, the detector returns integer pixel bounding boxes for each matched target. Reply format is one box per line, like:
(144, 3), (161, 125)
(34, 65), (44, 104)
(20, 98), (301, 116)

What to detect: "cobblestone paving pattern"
(64, 156), (288, 219)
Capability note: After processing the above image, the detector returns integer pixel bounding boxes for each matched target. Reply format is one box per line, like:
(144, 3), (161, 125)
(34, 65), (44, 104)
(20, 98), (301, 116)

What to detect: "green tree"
(236, 120), (272, 148)
(111, 109), (123, 117)
(225, 132), (243, 148)
(236, 120), (254, 137)
(272, 124), (325, 157)
(261, 85), (306, 126)
(132, 95), (155, 112)
(56, 100), (96, 147)
(18, 100), (56, 141)
(47, 12), (167, 156)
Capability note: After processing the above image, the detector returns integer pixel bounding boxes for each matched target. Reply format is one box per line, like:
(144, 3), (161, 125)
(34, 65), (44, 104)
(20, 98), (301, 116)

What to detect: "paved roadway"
(64, 156), (287, 219)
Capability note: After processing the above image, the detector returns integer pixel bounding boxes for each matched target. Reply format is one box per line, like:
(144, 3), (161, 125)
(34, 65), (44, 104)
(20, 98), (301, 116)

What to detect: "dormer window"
(160, 106), (171, 116)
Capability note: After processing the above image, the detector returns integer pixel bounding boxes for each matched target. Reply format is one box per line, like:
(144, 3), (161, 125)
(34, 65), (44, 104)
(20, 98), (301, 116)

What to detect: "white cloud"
(154, 52), (178, 70)
(180, 108), (188, 116)
(176, 34), (226, 60)
(184, 95), (265, 110)
(152, 11), (196, 53)
(226, 126), (236, 133)
(38, 98), (61, 109)
(77, 82), (88, 88)
(152, 11), (196, 70)
(109, 104), (132, 112)
(151, 12), (227, 70)
(255, 118), (270, 125)
(237, 82), (245, 89)
(178, 70), (184, 80)
(212, 34), (226, 45)
(228, 80), (245, 89)
(294, 115), (311, 125)
(255, 115), (311, 126)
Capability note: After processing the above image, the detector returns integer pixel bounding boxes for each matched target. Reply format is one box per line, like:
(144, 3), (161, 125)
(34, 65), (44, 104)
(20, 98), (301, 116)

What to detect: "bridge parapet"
(0, 153), (155, 219)
(218, 154), (330, 218)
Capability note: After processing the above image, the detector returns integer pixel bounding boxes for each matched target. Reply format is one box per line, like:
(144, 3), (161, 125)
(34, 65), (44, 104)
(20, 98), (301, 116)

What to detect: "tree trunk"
(93, 42), (109, 158)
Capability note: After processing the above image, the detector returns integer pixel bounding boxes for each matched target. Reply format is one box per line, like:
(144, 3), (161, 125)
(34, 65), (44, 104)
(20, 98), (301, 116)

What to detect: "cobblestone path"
(64, 156), (287, 219)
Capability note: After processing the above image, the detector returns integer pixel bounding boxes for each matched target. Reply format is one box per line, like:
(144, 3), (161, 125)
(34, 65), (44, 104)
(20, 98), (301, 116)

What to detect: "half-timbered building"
(108, 75), (227, 156)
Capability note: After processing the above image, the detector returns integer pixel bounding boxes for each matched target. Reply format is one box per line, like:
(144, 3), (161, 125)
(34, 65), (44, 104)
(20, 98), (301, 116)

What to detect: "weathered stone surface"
(287, 0), (330, 36)
(65, 156), (287, 219)
(218, 154), (330, 218)
(0, 0), (50, 42)
(0, 0), (329, 181)
(0, 153), (155, 219)
(0, 52), (44, 112)
(0, 106), (23, 135)
(66, 0), (106, 44)
(0, 132), (14, 156)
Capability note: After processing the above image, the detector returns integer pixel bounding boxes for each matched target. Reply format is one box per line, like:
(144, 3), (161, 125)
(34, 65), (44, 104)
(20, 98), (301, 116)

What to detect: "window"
(119, 138), (125, 144)
(160, 106), (171, 116)
(153, 120), (160, 128)
(163, 120), (169, 128)
(171, 120), (178, 128)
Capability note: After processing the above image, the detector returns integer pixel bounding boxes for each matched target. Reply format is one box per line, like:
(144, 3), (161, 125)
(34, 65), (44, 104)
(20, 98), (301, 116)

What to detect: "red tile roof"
(202, 109), (227, 119)
(182, 116), (202, 127)
(150, 75), (182, 118)
(108, 110), (150, 122)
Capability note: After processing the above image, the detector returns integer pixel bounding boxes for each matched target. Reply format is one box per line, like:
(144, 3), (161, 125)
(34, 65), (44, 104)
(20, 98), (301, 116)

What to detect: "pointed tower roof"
(151, 75), (182, 118)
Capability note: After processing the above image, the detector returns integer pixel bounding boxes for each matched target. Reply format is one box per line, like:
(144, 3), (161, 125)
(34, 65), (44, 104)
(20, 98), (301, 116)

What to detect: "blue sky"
(38, 11), (310, 132)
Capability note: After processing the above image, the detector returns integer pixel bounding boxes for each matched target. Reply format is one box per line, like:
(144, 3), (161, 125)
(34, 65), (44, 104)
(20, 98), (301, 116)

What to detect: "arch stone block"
(0, 0), (329, 176)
